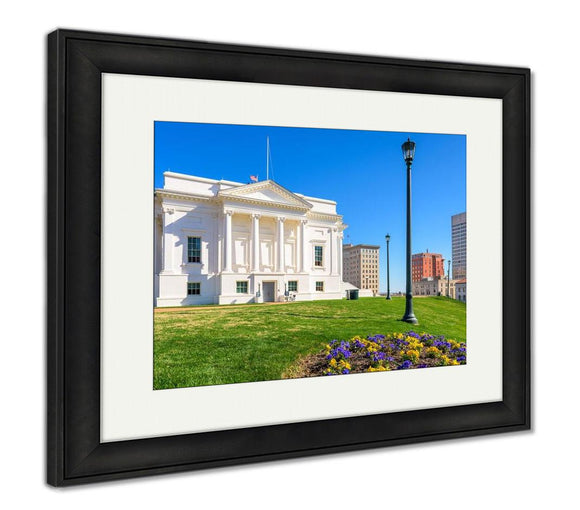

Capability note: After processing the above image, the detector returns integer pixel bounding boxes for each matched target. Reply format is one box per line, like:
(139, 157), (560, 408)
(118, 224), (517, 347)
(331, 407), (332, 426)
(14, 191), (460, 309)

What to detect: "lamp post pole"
(401, 138), (418, 324)
(447, 259), (451, 298)
(385, 234), (391, 300)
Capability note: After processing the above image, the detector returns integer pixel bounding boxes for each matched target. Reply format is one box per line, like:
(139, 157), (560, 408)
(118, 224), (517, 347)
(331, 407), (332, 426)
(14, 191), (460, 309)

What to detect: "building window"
(314, 245), (323, 267)
(315, 281), (324, 292)
(288, 281), (298, 292)
(187, 282), (201, 295)
(187, 236), (201, 263)
(236, 281), (248, 294)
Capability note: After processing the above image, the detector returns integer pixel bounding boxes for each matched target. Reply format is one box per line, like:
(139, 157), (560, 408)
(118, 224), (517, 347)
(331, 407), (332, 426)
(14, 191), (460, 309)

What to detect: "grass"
(153, 296), (466, 389)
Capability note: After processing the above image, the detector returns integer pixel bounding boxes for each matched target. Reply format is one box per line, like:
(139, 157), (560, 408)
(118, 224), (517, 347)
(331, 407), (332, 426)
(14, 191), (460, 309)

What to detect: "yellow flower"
(338, 359), (351, 370)
(329, 358), (337, 367)
(403, 349), (420, 363)
(426, 346), (441, 358)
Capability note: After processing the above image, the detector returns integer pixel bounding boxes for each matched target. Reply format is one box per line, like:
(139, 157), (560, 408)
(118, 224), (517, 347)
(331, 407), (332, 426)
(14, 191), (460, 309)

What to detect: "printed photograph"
(153, 122), (466, 389)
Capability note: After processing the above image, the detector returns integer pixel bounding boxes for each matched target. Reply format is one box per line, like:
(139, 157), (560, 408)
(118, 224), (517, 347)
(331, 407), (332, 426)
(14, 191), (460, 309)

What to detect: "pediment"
(217, 180), (313, 210)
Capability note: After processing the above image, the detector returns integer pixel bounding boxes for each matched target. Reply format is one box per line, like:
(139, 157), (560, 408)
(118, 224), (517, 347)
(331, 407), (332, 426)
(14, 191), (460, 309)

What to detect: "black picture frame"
(47, 29), (530, 486)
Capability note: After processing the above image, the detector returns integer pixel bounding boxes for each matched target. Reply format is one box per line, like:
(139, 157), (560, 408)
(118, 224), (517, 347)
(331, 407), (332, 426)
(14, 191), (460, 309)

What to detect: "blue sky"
(155, 121), (466, 293)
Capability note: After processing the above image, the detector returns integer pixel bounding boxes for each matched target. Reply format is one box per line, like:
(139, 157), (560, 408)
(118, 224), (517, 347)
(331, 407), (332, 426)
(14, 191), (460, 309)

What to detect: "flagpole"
(266, 136), (269, 181)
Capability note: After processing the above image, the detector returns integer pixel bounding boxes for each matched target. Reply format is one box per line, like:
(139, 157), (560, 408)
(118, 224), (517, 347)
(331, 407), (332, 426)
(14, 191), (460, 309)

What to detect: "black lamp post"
(385, 234), (391, 300)
(401, 138), (418, 324)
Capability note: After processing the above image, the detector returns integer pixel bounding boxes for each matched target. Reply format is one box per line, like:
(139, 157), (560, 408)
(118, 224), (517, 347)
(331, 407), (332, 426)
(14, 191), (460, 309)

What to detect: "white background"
(1, 1), (577, 508)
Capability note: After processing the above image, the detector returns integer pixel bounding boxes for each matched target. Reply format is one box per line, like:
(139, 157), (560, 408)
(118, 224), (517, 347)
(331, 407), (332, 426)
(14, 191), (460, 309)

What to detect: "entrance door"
(263, 282), (276, 302)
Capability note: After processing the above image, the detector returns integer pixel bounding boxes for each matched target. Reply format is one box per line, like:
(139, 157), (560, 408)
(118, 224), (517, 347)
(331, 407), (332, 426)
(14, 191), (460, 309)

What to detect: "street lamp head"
(385, 233), (390, 242)
(402, 137), (416, 163)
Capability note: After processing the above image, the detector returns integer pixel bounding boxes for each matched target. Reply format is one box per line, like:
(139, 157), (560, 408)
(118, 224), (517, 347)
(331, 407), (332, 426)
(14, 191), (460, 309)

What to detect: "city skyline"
(154, 121), (466, 293)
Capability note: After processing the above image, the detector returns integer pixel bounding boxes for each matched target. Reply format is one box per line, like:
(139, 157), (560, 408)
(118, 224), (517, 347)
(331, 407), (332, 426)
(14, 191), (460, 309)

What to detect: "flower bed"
(292, 332), (466, 378)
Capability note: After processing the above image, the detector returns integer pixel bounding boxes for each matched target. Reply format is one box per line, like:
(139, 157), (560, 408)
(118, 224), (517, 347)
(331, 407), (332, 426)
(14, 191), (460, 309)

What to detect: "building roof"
(343, 244), (380, 250)
(156, 171), (341, 217)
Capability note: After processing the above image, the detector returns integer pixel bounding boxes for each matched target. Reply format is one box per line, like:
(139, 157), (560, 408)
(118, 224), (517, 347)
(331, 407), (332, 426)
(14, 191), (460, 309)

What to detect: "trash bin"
(346, 289), (359, 300)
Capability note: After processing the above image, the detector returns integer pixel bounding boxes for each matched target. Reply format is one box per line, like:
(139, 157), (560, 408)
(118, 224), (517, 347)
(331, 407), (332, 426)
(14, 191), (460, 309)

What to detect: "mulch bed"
(284, 332), (466, 379)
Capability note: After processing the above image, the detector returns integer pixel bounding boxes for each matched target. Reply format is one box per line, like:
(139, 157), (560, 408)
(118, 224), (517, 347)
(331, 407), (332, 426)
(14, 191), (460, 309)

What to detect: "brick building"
(412, 251), (445, 282)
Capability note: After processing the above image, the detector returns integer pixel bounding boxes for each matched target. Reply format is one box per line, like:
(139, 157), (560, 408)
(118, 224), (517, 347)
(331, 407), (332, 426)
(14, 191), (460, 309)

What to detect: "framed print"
(47, 29), (530, 486)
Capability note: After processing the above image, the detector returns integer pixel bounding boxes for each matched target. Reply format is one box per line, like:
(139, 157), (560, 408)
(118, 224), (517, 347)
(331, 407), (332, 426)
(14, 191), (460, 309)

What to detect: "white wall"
(2, 1), (578, 508)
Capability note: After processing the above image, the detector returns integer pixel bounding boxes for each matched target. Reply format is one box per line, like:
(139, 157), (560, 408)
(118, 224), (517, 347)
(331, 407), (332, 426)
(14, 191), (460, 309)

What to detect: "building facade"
(154, 172), (347, 307)
(455, 279), (467, 303)
(413, 277), (456, 298)
(342, 244), (380, 296)
(452, 212), (467, 280)
(412, 251), (445, 282)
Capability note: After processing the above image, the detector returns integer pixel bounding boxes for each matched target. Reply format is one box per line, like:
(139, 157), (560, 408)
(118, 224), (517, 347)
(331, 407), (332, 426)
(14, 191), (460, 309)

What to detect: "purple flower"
(398, 360), (413, 370)
(371, 351), (387, 362)
(341, 369), (350, 374)
(327, 346), (352, 359)
(434, 340), (452, 351)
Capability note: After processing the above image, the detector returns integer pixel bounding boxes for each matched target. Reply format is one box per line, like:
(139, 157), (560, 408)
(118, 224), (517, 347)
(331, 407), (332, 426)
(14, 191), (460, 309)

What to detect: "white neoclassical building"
(154, 172), (348, 306)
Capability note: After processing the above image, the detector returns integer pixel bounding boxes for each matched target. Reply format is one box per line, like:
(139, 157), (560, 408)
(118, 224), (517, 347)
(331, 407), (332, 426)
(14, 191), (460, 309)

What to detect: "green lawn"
(154, 296), (466, 389)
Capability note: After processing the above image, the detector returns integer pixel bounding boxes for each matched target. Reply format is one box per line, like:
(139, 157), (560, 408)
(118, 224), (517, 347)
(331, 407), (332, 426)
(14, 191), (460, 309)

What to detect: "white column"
(251, 213), (261, 272)
(277, 216), (285, 272)
(224, 210), (233, 272)
(300, 219), (307, 273)
(329, 227), (335, 275)
(337, 231), (343, 279)
(160, 207), (174, 274)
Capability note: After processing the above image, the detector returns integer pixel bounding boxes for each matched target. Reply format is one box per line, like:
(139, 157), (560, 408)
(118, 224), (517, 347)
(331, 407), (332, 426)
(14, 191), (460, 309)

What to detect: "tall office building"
(342, 244), (380, 295)
(452, 212), (467, 280)
(412, 251), (445, 282)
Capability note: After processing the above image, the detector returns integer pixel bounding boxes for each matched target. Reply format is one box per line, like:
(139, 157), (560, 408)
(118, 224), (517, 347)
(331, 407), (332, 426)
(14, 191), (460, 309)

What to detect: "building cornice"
(343, 244), (381, 251)
(306, 211), (343, 222)
(155, 189), (215, 204)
